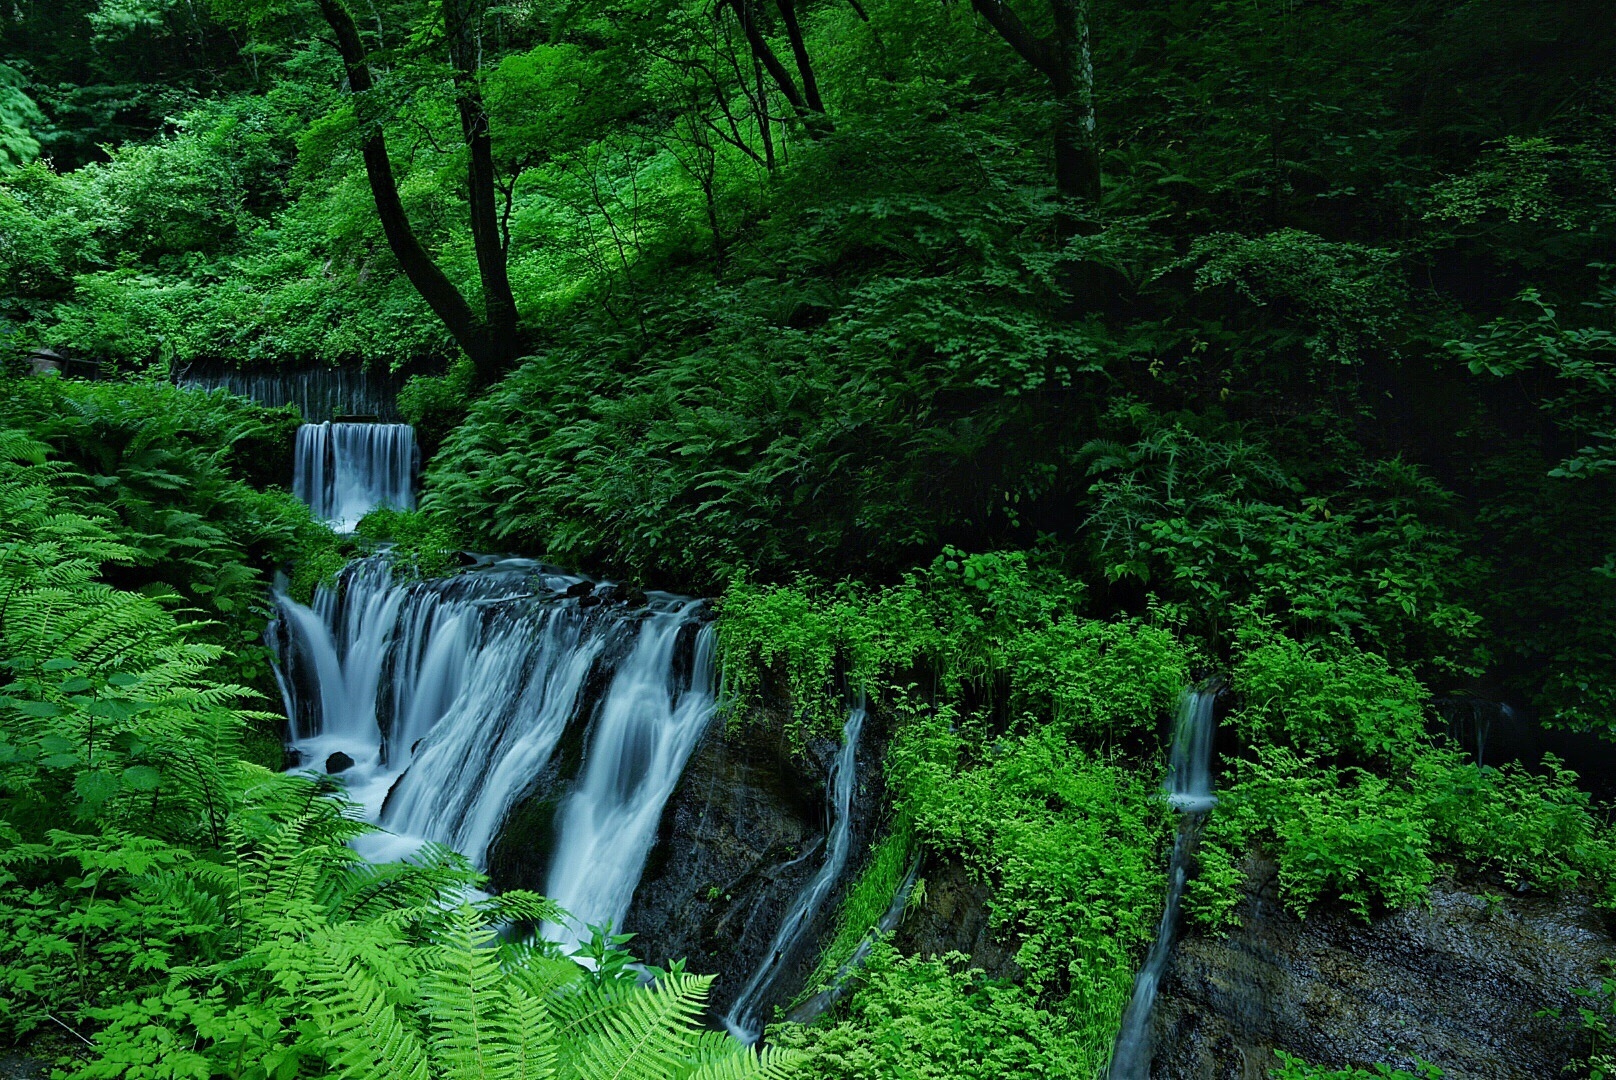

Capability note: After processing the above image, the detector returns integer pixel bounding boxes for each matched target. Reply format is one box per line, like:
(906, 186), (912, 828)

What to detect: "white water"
(176, 364), (404, 421)
(271, 558), (718, 897)
(1109, 685), (1219, 1080)
(292, 422), (417, 531)
(541, 608), (718, 952)
(722, 699), (869, 1044)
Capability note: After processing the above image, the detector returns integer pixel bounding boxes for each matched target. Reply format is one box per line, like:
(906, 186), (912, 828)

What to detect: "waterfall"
(270, 557), (718, 881)
(722, 698), (869, 1044)
(1109, 685), (1219, 1080)
(540, 609), (718, 952)
(292, 421), (417, 531)
(175, 363), (405, 421)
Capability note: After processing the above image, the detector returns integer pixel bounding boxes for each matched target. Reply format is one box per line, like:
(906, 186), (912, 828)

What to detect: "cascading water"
(540, 609), (718, 951)
(271, 558), (718, 885)
(1109, 684), (1219, 1080)
(175, 362), (405, 421)
(292, 421), (417, 531)
(722, 698), (869, 1044)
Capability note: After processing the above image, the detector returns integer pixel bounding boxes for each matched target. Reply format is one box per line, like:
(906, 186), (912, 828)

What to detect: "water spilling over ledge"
(270, 556), (719, 947)
(174, 362), (408, 422)
(292, 421), (418, 531)
(1109, 683), (1220, 1079)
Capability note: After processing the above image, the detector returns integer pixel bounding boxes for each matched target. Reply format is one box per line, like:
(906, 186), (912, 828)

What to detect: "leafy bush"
(1192, 746), (1616, 926)
(1080, 416), (1486, 675)
(774, 946), (1104, 1080)
(1270, 1051), (1443, 1079)
(1228, 622), (1431, 762)
(355, 507), (466, 581)
(889, 704), (1168, 1008)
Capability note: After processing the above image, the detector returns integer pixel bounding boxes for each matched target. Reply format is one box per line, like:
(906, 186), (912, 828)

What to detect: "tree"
(727, 0), (831, 130)
(312, 0), (520, 385)
(970, 0), (1100, 217)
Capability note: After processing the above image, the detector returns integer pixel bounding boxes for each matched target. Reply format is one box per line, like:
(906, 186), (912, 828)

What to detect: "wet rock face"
(1151, 857), (1615, 1078)
(892, 853), (1021, 983)
(622, 697), (885, 1020)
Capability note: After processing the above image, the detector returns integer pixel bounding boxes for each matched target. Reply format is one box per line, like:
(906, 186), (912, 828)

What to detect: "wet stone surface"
(1151, 856), (1616, 1078)
(622, 697), (886, 1022)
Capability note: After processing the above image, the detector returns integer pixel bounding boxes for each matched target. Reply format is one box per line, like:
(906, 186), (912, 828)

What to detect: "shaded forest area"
(3, 0), (1616, 1076)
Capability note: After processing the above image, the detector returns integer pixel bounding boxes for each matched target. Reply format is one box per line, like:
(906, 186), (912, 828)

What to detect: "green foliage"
(716, 550), (1183, 747)
(1228, 622), (1431, 761)
(773, 946), (1106, 1080)
(1080, 413), (1486, 675)
(1187, 230), (1403, 366)
(355, 507), (466, 582)
(1194, 746), (1616, 926)
(0, 63), (44, 171)
(1541, 977), (1616, 1080)
(1270, 1051), (1443, 1079)
(0, 375), (346, 684)
(889, 705), (1167, 1006)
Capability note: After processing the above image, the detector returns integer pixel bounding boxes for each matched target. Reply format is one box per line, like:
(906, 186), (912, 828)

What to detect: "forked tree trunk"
(444, 0), (520, 375)
(313, 0), (514, 386)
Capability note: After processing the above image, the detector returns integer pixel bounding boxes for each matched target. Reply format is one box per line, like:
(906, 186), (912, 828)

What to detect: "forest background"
(2, 0), (1616, 1076)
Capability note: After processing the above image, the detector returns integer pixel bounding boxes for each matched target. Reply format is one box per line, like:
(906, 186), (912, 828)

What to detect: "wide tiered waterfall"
(723, 698), (869, 1043)
(292, 421), (417, 530)
(1109, 685), (1220, 1079)
(271, 558), (720, 944)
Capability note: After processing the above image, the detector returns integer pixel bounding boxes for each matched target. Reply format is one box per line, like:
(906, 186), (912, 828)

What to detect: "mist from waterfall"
(292, 421), (417, 531)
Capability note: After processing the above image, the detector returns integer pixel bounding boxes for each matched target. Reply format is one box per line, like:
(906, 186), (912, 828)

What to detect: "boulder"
(325, 751), (355, 774)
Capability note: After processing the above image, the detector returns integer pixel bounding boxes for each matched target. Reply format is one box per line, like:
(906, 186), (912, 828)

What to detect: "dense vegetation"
(3, 0), (1615, 1075)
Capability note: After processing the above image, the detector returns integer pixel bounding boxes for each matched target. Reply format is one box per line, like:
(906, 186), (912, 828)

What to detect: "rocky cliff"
(1150, 857), (1615, 1078)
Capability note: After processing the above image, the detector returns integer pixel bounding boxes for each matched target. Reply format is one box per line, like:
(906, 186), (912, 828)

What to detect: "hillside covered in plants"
(2, 0), (1615, 1076)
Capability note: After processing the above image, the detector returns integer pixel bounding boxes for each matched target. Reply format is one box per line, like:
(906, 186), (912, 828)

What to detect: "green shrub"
(889, 704), (1168, 1007)
(355, 506), (466, 581)
(1270, 1050), (1443, 1078)
(1229, 622), (1431, 762)
(773, 945), (1106, 1080)
(1193, 746), (1616, 926)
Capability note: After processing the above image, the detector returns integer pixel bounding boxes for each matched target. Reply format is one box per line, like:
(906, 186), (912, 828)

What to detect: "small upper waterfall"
(292, 421), (417, 531)
(270, 558), (719, 886)
(722, 698), (869, 1044)
(1109, 684), (1219, 1079)
(175, 362), (406, 421)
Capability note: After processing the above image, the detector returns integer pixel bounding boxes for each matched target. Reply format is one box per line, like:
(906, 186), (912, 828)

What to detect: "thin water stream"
(1109, 685), (1220, 1079)
(722, 698), (869, 1043)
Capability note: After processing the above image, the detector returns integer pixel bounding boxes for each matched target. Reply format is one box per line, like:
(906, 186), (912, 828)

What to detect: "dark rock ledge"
(1151, 857), (1616, 1079)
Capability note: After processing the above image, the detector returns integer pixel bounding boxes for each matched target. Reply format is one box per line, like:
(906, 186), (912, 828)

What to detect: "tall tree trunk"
(969, 0), (1101, 215)
(444, 0), (520, 375)
(774, 0), (825, 113)
(970, 0), (1107, 309)
(728, 0), (811, 120)
(315, 0), (489, 373)
(1050, 0), (1100, 211)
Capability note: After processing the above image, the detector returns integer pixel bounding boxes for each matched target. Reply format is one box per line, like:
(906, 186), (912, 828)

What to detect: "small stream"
(1109, 685), (1220, 1079)
(723, 697), (869, 1043)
